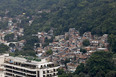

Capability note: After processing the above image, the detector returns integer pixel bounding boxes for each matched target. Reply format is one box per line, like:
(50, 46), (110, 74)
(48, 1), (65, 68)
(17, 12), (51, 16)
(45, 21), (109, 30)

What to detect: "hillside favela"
(0, 0), (116, 77)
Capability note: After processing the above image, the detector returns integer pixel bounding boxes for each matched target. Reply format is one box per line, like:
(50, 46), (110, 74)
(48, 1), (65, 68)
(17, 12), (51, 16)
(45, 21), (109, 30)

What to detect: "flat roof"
(5, 56), (53, 66)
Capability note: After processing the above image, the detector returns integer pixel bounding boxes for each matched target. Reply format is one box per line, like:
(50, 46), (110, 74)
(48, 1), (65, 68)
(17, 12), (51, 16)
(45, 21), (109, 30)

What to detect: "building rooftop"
(5, 56), (53, 66)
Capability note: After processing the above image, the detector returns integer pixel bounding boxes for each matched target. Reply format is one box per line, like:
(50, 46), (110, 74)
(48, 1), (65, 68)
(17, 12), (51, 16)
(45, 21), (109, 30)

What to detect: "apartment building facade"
(0, 54), (59, 77)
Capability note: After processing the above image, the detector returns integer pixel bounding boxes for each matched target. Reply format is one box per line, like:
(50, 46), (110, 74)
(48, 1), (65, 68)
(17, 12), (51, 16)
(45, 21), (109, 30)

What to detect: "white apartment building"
(0, 54), (9, 77)
(0, 54), (59, 77)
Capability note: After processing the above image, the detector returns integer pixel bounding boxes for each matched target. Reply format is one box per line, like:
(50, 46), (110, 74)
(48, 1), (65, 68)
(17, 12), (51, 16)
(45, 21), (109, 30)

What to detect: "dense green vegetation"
(23, 36), (39, 51)
(24, 56), (41, 62)
(108, 34), (116, 53)
(82, 39), (90, 46)
(46, 49), (53, 55)
(4, 33), (15, 42)
(85, 51), (115, 77)
(0, 0), (116, 35)
(0, 0), (59, 17)
(80, 48), (87, 54)
(0, 21), (8, 29)
(0, 44), (9, 53)
(9, 50), (36, 57)
(0, 0), (116, 53)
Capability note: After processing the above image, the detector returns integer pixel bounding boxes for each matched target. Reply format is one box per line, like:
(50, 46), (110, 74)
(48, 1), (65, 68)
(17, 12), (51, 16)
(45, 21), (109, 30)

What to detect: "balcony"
(4, 61), (36, 69)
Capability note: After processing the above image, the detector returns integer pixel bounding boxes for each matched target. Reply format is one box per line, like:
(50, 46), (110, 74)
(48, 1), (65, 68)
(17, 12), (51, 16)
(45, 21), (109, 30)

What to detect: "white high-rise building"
(0, 54), (9, 77)
(0, 54), (59, 77)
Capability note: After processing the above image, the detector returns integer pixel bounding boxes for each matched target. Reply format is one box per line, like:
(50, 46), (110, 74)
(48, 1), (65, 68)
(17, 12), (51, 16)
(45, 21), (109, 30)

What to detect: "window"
(38, 71), (40, 77)
(47, 70), (49, 73)
(43, 71), (45, 74)
(53, 73), (55, 76)
(53, 69), (55, 72)
(43, 75), (45, 77)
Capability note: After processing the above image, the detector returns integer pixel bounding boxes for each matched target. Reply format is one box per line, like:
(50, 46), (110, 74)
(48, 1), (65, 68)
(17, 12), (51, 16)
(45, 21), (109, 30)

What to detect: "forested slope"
(0, 0), (116, 35)
(0, 0), (116, 52)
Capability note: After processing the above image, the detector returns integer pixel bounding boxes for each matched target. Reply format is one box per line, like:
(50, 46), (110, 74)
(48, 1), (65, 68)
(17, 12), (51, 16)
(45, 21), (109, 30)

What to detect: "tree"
(26, 36), (39, 46)
(23, 50), (36, 56)
(73, 74), (78, 77)
(46, 49), (53, 55)
(105, 71), (116, 77)
(86, 51), (114, 77)
(58, 68), (68, 77)
(4, 33), (15, 42)
(95, 69), (105, 77)
(23, 44), (33, 51)
(108, 34), (116, 53)
(74, 63), (84, 75)
(82, 39), (90, 46)
(23, 36), (39, 51)
(80, 48), (87, 54)
(58, 68), (74, 77)
(43, 37), (53, 47)
(10, 50), (36, 57)
(78, 72), (86, 77)
(0, 21), (8, 29)
(0, 44), (9, 53)
(58, 69), (66, 75)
